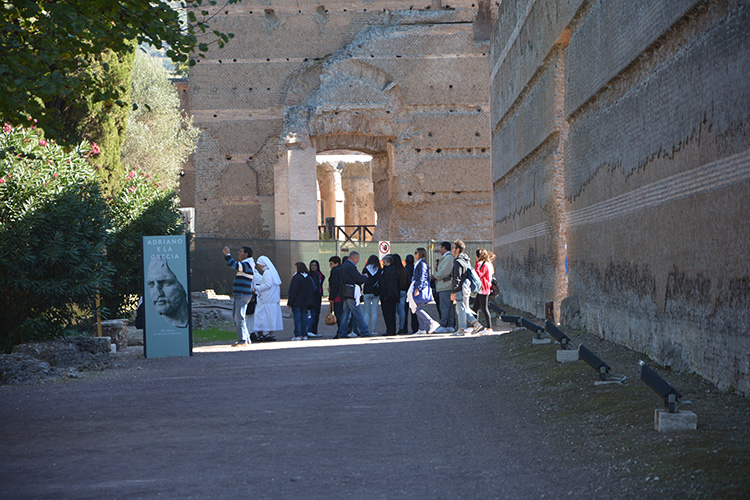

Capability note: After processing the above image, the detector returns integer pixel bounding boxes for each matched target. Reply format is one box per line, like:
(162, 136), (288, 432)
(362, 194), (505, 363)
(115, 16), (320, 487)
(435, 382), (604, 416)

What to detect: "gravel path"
(1, 303), (748, 499)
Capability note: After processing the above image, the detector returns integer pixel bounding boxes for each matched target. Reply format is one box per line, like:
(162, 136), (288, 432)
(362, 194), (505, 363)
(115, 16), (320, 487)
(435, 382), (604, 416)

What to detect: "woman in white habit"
(253, 256), (284, 335)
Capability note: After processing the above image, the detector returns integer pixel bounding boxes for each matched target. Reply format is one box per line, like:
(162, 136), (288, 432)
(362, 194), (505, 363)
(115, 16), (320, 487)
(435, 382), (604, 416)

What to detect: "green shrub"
(0, 122), (113, 352)
(102, 167), (185, 317)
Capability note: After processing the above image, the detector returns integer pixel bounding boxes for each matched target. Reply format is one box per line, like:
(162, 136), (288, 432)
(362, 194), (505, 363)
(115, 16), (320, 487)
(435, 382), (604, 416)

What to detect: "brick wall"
(491, 0), (750, 394)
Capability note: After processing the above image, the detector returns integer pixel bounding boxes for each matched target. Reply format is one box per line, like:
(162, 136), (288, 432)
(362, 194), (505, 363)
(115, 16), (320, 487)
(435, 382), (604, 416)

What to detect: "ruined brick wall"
(188, 0), (494, 242)
(491, 0), (750, 394)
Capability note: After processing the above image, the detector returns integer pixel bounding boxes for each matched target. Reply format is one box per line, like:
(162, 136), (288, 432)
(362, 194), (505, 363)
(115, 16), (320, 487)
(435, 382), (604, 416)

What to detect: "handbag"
(246, 292), (257, 314)
(342, 283), (356, 300)
(490, 277), (500, 297)
(324, 304), (337, 325)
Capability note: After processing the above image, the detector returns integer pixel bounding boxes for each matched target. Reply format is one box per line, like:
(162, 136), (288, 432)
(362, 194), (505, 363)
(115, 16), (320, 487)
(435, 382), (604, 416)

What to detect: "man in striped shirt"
(223, 246), (255, 346)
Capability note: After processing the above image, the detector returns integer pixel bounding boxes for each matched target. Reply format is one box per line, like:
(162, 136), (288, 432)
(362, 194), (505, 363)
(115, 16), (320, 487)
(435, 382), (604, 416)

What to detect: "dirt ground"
(1, 302), (748, 499)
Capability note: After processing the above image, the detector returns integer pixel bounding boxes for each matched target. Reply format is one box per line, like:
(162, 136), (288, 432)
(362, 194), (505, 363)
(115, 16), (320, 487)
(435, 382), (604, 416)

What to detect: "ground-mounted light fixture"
(638, 360), (690, 413)
(579, 344), (626, 385)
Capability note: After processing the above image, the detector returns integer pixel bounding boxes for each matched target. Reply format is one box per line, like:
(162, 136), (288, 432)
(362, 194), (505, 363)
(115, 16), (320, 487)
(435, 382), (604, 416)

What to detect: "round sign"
(378, 241), (390, 255)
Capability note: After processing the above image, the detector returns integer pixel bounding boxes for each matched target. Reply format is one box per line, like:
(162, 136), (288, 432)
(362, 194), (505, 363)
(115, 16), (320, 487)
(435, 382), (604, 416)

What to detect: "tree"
(0, 0), (239, 128)
(121, 51), (201, 190)
(0, 123), (113, 352)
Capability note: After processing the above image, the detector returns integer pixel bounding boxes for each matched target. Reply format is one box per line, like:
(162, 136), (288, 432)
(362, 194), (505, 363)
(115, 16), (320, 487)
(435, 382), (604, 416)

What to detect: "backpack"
(466, 267), (482, 294)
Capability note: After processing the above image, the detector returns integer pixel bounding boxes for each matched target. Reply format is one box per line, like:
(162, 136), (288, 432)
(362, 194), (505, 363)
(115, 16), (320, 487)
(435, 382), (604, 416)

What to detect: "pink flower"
(128, 186), (136, 193)
(0, 178), (5, 184)
(127, 170), (136, 180)
(2, 123), (11, 133)
(39, 139), (47, 147)
(53, 173), (58, 178)
(91, 143), (101, 155)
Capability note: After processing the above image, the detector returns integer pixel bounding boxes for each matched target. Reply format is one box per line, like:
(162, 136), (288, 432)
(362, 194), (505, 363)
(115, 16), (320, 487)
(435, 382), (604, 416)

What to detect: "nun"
(253, 256), (284, 336)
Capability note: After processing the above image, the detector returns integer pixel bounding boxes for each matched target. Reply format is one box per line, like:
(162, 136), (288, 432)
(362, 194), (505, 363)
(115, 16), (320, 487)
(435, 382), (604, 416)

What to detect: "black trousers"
(472, 293), (492, 329)
(380, 297), (398, 335)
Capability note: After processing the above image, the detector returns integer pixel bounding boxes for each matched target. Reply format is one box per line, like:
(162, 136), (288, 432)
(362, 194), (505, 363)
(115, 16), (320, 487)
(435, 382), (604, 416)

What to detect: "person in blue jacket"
(410, 247), (439, 334)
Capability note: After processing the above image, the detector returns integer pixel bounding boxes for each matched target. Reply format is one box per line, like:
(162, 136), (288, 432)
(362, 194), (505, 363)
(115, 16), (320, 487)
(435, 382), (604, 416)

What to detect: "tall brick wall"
(188, 0), (494, 242)
(490, 0), (750, 394)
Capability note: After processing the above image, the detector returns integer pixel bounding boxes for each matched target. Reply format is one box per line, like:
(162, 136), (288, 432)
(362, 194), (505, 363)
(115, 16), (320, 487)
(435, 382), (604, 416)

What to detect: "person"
(450, 240), (483, 335)
(253, 256), (284, 337)
(378, 255), (401, 336)
(337, 251), (374, 338)
(328, 255), (344, 337)
(222, 246), (255, 346)
(361, 254), (382, 333)
(391, 253), (409, 334)
(408, 247), (440, 334)
(146, 257), (189, 328)
(432, 241), (456, 333)
(308, 260), (325, 338)
(288, 262), (317, 340)
(403, 254), (420, 334)
(473, 248), (496, 333)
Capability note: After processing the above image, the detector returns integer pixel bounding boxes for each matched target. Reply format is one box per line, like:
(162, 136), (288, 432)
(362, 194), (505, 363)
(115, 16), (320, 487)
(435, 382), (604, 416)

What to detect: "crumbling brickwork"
(188, 0), (494, 242)
(491, 0), (750, 394)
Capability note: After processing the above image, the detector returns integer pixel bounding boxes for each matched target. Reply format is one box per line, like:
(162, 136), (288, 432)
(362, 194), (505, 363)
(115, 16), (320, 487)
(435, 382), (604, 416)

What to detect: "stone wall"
(490, 0), (750, 394)
(188, 0), (494, 242)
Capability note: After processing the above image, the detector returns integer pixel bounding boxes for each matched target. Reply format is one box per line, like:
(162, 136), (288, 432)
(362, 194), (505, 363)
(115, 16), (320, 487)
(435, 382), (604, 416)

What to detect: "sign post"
(142, 235), (192, 359)
(378, 241), (391, 260)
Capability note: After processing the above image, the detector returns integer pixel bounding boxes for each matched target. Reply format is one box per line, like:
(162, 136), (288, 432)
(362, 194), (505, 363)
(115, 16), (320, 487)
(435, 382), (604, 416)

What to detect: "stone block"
(654, 409), (697, 432)
(100, 320), (128, 351)
(532, 337), (552, 345)
(556, 349), (579, 363)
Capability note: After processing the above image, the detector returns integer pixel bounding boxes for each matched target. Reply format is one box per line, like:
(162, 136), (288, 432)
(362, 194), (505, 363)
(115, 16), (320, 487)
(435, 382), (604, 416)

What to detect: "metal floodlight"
(579, 344), (626, 384)
(520, 317), (545, 338)
(544, 320), (571, 349)
(639, 360), (690, 413)
(499, 315), (522, 327)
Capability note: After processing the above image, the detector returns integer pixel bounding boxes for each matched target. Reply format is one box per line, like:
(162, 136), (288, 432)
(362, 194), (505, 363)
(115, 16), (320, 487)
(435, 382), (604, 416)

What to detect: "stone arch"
(276, 59), (406, 241)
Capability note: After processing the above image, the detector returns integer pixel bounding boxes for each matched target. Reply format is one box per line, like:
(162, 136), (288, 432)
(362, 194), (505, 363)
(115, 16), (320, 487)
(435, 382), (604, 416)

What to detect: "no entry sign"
(378, 241), (391, 259)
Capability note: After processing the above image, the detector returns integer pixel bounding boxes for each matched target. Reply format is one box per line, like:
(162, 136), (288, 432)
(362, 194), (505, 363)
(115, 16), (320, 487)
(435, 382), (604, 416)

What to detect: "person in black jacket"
(308, 260), (325, 338)
(403, 253), (420, 334)
(361, 254), (382, 333)
(337, 251), (375, 338)
(328, 255), (343, 337)
(288, 262), (317, 340)
(378, 255), (401, 336)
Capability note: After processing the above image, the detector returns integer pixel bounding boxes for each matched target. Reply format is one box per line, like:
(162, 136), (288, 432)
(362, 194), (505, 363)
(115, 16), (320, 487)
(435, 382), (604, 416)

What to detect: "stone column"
(274, 145), (319, 240)
(317, 162), (337, 225)
(341, 162), (375, 240)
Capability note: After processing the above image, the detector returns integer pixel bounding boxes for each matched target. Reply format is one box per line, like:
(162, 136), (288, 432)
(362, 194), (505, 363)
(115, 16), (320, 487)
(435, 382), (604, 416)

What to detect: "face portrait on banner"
(146, 257), (189, 328)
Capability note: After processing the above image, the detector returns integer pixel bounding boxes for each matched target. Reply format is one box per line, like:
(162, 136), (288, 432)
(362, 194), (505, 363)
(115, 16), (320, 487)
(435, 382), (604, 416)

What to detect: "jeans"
(455, 282), (477, 331)
(437, 290), (455, 329)
(397, 291), (407, 331)
(233, 293), (253, 343)
(380, 297), (398, 334)
(362, 293), (380, 332)
(291, 307), (311, 337)
(415, 303), (434, 331)
(310, 302), (321, 334)
(337, 298), (370, 336)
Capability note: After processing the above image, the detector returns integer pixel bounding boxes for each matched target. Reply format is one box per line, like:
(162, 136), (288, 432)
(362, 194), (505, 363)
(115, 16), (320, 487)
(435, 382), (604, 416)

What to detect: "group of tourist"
(222, 240), (496, 344)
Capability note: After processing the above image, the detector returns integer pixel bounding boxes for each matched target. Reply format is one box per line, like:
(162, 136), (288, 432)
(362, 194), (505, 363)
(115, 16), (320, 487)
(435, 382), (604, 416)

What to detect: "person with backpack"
(450, 240), (483, 335)
(472, 248), (496, 333)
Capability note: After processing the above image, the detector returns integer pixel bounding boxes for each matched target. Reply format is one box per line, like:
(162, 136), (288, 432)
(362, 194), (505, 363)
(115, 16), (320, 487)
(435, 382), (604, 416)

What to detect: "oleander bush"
(0, 122), (113, 352)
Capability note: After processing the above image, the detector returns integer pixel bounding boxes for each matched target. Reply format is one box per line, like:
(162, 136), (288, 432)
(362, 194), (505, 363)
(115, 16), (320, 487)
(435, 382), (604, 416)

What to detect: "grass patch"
(193, 327), (236, 344)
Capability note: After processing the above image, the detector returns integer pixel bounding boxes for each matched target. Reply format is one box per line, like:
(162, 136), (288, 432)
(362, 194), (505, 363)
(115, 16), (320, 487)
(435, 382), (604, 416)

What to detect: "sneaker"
(359, 332), (378, 337)
(344, 332), (358, 338)
(434, 326), (447, 334)
(307, 332), (321, 338)
(428, 322), (440, 334)
(482, 328), (493, 334)
(291, 336), (303, 341)
(451, 331), (465, 336)
(463, 327), (473, 334)
(470, 323), (484, 335)
(414, 330), (427, 335)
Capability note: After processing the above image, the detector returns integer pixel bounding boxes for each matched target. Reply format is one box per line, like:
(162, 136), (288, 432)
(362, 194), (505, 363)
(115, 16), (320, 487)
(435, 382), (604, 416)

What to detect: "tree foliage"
(0, 0), (239, 127)
(122, 51), (200, 190)
(103, 167), (185, 318)
(0, 122), (113, 352)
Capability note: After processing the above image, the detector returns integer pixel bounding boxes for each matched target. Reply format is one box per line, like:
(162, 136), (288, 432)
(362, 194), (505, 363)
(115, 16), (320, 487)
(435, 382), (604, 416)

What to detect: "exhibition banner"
(142, 235), (192, 358)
